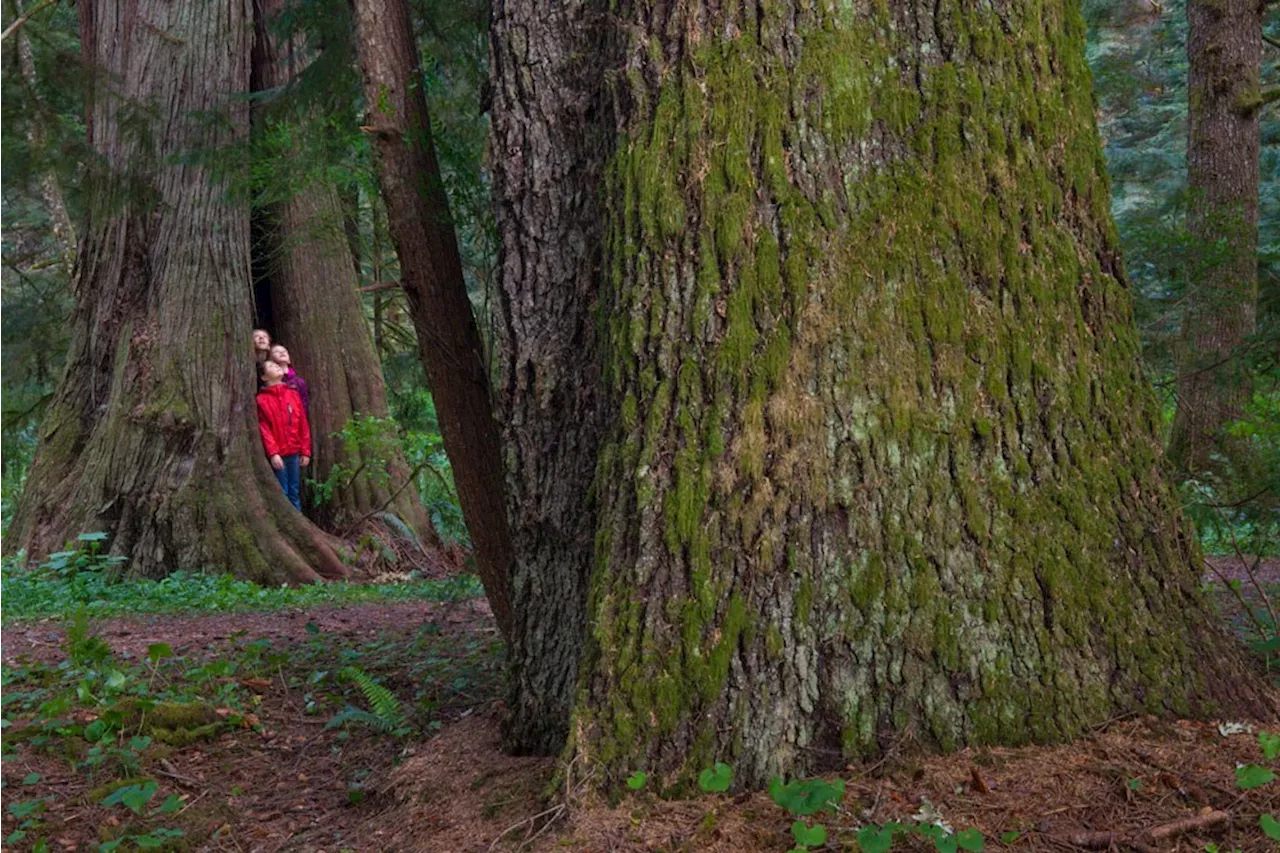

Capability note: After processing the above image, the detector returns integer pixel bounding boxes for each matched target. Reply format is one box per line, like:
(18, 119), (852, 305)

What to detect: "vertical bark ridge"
(565, 0), (1272, 789)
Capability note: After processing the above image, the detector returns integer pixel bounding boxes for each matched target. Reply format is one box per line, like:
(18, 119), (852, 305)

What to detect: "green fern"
(327, 666), (405, 734)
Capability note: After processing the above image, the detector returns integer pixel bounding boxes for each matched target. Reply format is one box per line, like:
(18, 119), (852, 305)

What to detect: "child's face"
(262, 360), (286, 382)
(253, 330), (271, 351)
(270, 345), (291, 366)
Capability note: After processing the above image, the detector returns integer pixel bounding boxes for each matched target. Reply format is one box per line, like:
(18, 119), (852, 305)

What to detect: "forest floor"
(1, 564), (1277, 853)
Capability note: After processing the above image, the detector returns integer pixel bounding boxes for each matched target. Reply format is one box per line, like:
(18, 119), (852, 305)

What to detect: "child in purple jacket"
(269, 344), (310, 411)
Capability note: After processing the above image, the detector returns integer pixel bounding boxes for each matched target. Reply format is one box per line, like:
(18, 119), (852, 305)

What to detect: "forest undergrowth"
(1, 543), (1277, 852)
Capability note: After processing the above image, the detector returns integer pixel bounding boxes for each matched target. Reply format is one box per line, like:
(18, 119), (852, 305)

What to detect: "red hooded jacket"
(257, 383), (311, 458)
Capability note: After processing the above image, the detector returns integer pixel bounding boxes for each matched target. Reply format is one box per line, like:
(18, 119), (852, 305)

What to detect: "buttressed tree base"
(492, 0), (1277, 788)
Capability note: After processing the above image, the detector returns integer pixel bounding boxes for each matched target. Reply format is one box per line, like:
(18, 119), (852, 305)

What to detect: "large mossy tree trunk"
(352, 0), (514, 636)
(251, 0), (436, 540)
(494, 0), (1275, 784)
(1166, 0), (1262, 472)
(8, 0), (348, 584)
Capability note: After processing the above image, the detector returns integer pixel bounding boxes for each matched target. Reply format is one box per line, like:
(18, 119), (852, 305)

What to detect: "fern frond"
(338, 666), (403, 729)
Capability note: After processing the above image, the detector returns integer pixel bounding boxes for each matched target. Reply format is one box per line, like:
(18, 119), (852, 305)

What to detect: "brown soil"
(3, 589), (1278, 852)
(376, 715), (1279, 853)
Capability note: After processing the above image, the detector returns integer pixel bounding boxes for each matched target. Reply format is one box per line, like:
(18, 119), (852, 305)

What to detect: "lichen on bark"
(530, 0), (1276, 790)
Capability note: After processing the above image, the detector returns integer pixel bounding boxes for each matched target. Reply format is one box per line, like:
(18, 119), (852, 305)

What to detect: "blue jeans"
(273, 454), (301, 511)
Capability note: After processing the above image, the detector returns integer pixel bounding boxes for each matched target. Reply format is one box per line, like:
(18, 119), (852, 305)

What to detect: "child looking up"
(253, 329), (272, 362)
(269, 344), (310, 411)
(257, 359), (311, 511)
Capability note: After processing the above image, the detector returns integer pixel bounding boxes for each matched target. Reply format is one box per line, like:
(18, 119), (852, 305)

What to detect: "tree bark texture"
(494, 0), (1275, 784)
(1167, 0), (1262, 472)
(352, 0), (514, 637)
(13, 0), (76, 277)
(9, 0), (348, 584)
(252, 0), (436, 540)
(489, 0), (613, 753)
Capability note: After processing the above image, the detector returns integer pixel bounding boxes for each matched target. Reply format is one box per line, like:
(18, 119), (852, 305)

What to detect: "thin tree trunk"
(495, 0), (1275, 781)
(9, 0), (348, 583)
(1167, 0), (1262, 472)
(352, 0), (514, 637)
(252, 0), (436, 540)
(12, 0), (75, 276)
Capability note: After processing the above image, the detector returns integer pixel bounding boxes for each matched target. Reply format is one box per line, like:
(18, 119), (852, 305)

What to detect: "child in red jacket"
(257, 359), (311, 511)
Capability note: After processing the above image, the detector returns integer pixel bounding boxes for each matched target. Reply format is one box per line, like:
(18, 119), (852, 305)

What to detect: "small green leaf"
(129, 735), (153, 751)
(697, 762), (732, 793)
(1126, 778), (1141, 790)
(7, 799), (42, 819)
(6, 831), (26, 845)
(999, 831), (1019, 844)
(1261, 813), (1280, 841)
(147, 642), (173, 662)
(791, 821), (828, 847)
(856, 825), (894, 853)
(934, 834), (958, 853)
(77, 532), (110, 542)
(104, 670), (128, 691)
(21, 773), (40, 785)
(101, 780), (158, 814)
(1236, 763), (1276, 790)
(955, 827), (985, 852)
(1259, 731), (1280, 761)
(305, 621), (321, 635)
(153, 793), (182, 815)
(626, 771), (648, 790)
(768, 776), (846, 815)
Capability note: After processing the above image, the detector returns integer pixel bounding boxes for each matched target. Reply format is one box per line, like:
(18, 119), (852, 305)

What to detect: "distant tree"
(9, 0), (348, 582)
(250, 0), (435, 539)
(1167, 0), (1267, 471)
(493, 0), (1275, 783)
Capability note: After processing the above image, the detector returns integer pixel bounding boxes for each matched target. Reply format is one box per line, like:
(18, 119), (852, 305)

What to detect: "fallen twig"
(486, 802), (567, 852)
(1144, 809), (1228, 843)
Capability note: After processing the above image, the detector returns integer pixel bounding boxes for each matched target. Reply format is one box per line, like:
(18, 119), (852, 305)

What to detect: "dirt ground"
(2, 588), (1278, 852)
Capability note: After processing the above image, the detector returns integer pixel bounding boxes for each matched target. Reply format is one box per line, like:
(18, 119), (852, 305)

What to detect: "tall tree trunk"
(352, 0), (514, 637)
(9, 0), (348, 584)
(494, 0), (1275, 781)
(12, 0), (76, 276)
(1167, 0), (1262, 472)
(252, 0), (436, 540)
(489, 0), (611, 753)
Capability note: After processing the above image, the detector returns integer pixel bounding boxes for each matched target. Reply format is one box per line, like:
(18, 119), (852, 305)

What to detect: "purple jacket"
(284, 367), (310, 411)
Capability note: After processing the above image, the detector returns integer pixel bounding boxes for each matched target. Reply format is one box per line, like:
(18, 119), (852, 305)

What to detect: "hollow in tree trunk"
(352, 0), (514, 637)
(8, 0), (348, 584)
(251, 0), (436, 540)
(493, 0), (1275, 783)
(1167, 0), (1262, 473)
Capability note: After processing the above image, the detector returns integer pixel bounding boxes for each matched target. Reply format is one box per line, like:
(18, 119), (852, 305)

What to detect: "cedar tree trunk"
(252, 0), (436, 539)
(352, 0), (514, 636)
(494, 0), (1275, 784)
(1167, 0), (1262, 472)
(8, 0), (348, 584)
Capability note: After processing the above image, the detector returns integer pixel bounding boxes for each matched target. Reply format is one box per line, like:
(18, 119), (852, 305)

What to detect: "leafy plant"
(1235, 763), (1276, 790)
(768, 776), (845, 816)
(697, 762), (733, 793)
(325, 666), (407, 735)
(626, 771), (648, 790)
